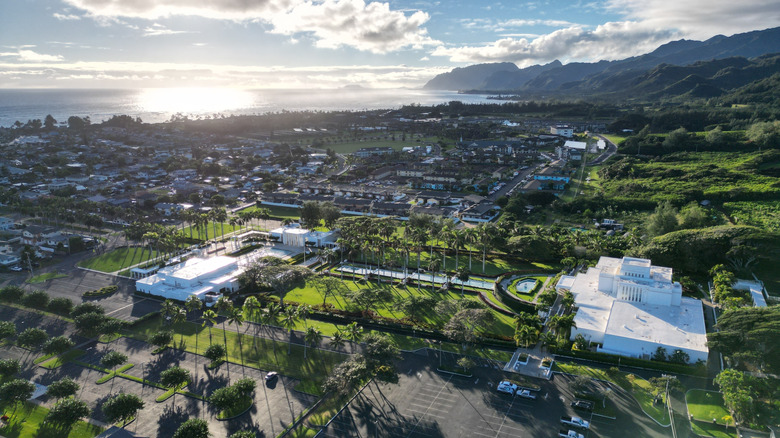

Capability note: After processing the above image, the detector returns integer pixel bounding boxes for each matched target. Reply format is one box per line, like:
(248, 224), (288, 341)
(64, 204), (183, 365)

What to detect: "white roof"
(564, 140), (587, 150)
(569, 269), (612, 336)
(160, 256), (237, 281)
(605, 298), (708, 354)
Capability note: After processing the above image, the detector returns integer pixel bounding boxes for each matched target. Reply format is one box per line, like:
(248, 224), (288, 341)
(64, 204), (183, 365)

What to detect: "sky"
(1, 0), (779, 89)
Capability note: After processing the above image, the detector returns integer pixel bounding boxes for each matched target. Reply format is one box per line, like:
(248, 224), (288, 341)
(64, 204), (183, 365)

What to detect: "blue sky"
(1, 0), (778, 88)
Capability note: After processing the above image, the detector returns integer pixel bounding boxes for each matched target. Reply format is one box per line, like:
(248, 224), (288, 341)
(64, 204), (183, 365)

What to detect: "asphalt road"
(318, 351), (671, 438)
(588, 135), (618, 166)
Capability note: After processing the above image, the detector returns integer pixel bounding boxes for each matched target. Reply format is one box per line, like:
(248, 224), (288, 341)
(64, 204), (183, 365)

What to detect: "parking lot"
(318, 351), (670, 438)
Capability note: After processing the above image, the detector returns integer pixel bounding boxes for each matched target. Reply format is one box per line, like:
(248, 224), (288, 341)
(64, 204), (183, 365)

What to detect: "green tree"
(71, 302), (104, 318)
(172, 418), (210, 438)
(47, 297), (74, 315)
(160, 366), (191, 403)
(280, 306), (299, 355)
(209, 386), (240, 413)
(0, 379), (35, 413)
(304, 326), (323, 359)
(74, 312), (108, 337)
(100, 350), (128, 393)
(102, 392), (145, 428)
(42, 336), (75, 356)
(347, 287), (393, 315)
(300, 201), (321, 228)
(443, 308), (494, 349)
(21, 289), (49, 309)
(647, 201), (679, 236)
(0, 358), (20, 378)
(746, 120), (780, 149)
(228, 431), (256, 438)
(46, 378), (79, 399)
(0, 285), (25, 303)
(17, 327), (48, 349)
(45, 397), (89, 429)
(149, 330), (173, 350)
(344, 321), (364, 344)
(0, 321), (16, 341)
(204, 343), (226, 367)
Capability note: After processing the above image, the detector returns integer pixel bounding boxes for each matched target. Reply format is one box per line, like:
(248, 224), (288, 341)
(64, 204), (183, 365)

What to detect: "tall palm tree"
(451, 228), (466, 270)
(344, 321), (363, 344)
(160, 300), (178, 327)
(303, 326), (322, 359)
(280, 306), (299, 355)
(242, 296), (261, 351)
(456, 266), (470, 297)
(185, 295), (202, 360)
(329, 330), (346, 352)
(428, 258), (441, 292)
(202, 309), (217, 348)
(214, 207), (228, 245)
(228, 307), (245, 377)
(214, 296), (234, 377)
(264, 302), (282, 355)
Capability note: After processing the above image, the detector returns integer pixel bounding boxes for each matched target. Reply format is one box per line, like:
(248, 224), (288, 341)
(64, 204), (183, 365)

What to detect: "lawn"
(553, 362), (670, 426)
(602, 134), (627, 145)
(686, 390), (731, 424)
(180, 222), (241, 241)
(77, 246), (159, 273)
(126, 315), (346, 396)
(241, 205), (301, 221)
(26, 272), (68, 284)
(690, 421), (738, 438)
(351, 250), (557, 277)
(0, 401), (103, 438)
(508, 276), (547, 301)
(284, 277), (516, 338)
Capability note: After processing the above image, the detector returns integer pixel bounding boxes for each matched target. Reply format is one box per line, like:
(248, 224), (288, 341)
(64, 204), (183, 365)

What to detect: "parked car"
(516, 389), (537, 400)
(496, 380), (518, 395)
(265, 371), (278, 381)
(559, 429), (585, 438)
(560, 416), (590, 429)
(571, 400), (594, 411)
(10, 266), (23, 272)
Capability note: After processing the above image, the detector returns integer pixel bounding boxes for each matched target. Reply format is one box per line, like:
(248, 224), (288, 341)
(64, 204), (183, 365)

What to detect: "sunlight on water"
(138, 88), (255, 114)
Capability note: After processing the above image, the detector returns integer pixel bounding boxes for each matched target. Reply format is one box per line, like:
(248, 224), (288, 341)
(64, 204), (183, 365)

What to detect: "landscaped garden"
(686, 389), (732, 425)
(25, 272), (68, 284)
(0, 402), (103, 438)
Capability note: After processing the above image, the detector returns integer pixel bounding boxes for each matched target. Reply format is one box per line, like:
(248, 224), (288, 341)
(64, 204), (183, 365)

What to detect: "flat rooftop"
(569, 269), (612, 336)
(605, 298), (708, 354)
(161, 256), (237, 281)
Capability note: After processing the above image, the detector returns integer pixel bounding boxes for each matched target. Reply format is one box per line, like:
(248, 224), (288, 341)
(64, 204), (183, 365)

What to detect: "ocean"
(0, 88), (493, 128)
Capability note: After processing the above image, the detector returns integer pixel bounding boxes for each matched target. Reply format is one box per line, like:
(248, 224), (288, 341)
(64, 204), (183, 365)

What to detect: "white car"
(516, 389), (537, 400)
(496, 380), (518, 394)
(10, 266), (23, 272)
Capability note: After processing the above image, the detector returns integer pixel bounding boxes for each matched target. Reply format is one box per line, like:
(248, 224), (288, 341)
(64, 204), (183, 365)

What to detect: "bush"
(21, 289), (49, 309)
(204, 344), (226, 365)
(48, 297), (74, 315)
(0, 285), (25, 303)
(71, 302), (105, 318)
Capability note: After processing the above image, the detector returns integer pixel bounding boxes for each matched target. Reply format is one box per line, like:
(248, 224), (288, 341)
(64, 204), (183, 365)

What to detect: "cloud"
(0, 58), (449, 88)
(432, 21), (677, 65)
(605, 0), (780, 39)
(142, 23), (194, 36)
(53, 12), (82, 20)
(62, 0), (437, 53)
(270, 0), (439, 53)
(0, 50), (64, 62)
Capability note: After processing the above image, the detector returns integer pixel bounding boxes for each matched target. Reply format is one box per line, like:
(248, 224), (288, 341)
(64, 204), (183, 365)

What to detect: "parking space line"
(404, 374), (453, 438)
(408, 402), (450, 413)
(405, 408), (445, 419)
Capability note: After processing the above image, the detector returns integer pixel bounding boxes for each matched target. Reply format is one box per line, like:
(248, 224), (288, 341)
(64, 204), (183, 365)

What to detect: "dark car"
(570, 400), (594, 411)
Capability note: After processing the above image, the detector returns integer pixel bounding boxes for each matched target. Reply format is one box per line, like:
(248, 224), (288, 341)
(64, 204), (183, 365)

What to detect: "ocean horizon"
(0, 88), (493, 128)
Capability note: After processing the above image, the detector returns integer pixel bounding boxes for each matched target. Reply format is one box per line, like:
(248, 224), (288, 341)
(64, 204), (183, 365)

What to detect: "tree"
(456, 266), (470, 296)
(48, 297), (74, 315)
(347, 287), (393, 315)
(202, 309), (217, 346)
(392, 295), (435, 322)
(74, 312), (108, 337)
(343, 321), (364, 344)
(42, 336), (75, 356)
(45, 397), (89, 429)
(0, 358), (20, 378)
(0, 285), (25, 303)
(102, 392), (145, 428)
(160, 366), (191, 403)
(46, 378), (79, 399)
(17, 327), (48, 349)
(172, 418), (210, 438)
(646, 201), (679, 236)
(304, 326), (323, 359)
(746, 120), (780, 149)
(0, 321), (16, 341)
(714, 369), (757, 424)
(233, 377), (256, 398)
(329, 330), (346, 352)
(669, 349), (690, 364)
(456, 356), (475, 372)
(228, 431), (256, 438)
(228, 306), (245, 376)
(204, 343), (226, 366)
(707, 306), (780, 371)
(428, 258), (441, 292)
(652, 346), (667, 362)
(280, 306), (299, 355)
(71, 302), (104, 318)
(100, 351), (128, 393)
(209, 386), (241, 413)
(313, 276), (347, 306)
(443, 308), (494, 349)
(150, 330), (173, 350)
(648, 376), (683, 396)
(21, 289), (49, 309)
(300, 201), (321, 228)
(44, 114), (57, 129)
(0, 379), (35, 413)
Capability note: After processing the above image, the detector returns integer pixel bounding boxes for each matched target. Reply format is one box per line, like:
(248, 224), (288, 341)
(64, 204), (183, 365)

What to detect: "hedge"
(554, 348), (706, 376)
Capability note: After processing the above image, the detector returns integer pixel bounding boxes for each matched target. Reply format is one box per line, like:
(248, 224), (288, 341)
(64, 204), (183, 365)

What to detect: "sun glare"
(138, 88), (255, 115)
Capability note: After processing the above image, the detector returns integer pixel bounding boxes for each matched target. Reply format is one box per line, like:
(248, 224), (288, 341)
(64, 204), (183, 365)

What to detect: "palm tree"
(329, 330), (346, 352)
(456, 266), (470, 297)
(344, 321), (363, 344)
(202, 309), (217, 347)
(160, 300), (178, 327)
(514, 324), (540, 348)
(242, 296), (261, 350)
(214, 296), (234, 377)
(428, 258), (441, 292)
(214, 207), (228, 245)
(280, 307), (299, 355)
(185, 295), (202, 361)
(228, 307), (245, 376)
(264, 302), (282, 355)
(303, 326), (322, 359)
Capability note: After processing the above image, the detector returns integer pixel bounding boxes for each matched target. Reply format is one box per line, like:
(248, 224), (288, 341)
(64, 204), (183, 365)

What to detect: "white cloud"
(605, 0), (780, 39)
(62, 0), (437, 53)
(143, 23), (194, 36)
(432, 21), (677, 65)
(0, 50), (64, 62)
(53, 12), (82, 20)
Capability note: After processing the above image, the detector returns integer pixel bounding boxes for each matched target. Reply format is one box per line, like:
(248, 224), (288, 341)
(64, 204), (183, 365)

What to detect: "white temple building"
(135, 256), (244, 304)
(268, 224), (338, 248)
(556, 256), (708, 364)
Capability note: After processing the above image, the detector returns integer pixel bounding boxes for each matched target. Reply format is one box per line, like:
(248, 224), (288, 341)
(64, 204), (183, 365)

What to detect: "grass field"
(0, 401), (103, 438)
(508, 276), (547, 301)
(127, 315), (346, 396)
(603, 134), (627, 145)
(77, 247), (159, 273)
(686, 390), (731, 423)
(352, 250), (557, 277)
(285, 277), (515, 338)
(180, 222), (240, 241)
(690, 421), (737, 438)
(240, 205), (301, 221)
(26, 272), (68, 283)
(553, 362), (670, 426)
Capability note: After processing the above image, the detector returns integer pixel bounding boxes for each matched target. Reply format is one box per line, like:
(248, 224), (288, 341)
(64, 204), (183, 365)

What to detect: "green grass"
(241, 205), (301, 221)
(350, 250), (557, 277)
(285, 277), (515, 338)
(180, 222), (241, 241)
(39, 349), (85, 369)
(553, 362), (670, 426)
(686, 390), (731, 424)
(26, 272), (68, 283)
(509, 276), (546, 301)
(96, 364), (135, 384)
(691, 421), (738, 438)
(603, 134), (627, 145)
(126, 316), (346, 396)
(77, 246), (159, 273)
(0, 401), (103, 438)
(216, 396), (252, 419)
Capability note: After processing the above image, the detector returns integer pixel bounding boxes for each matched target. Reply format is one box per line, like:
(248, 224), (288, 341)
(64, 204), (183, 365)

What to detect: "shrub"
(0, 285), (25, 303)
(47, 297), (74, 315)
(21, 289), (49, 309)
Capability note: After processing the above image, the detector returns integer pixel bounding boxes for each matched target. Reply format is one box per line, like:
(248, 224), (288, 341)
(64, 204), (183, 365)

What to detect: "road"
(487, 159), (547, 202)
(588, 135), (618, 166)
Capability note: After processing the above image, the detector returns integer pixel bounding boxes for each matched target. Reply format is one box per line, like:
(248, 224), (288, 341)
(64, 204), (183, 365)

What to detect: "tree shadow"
(157, 404), (189, 437)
